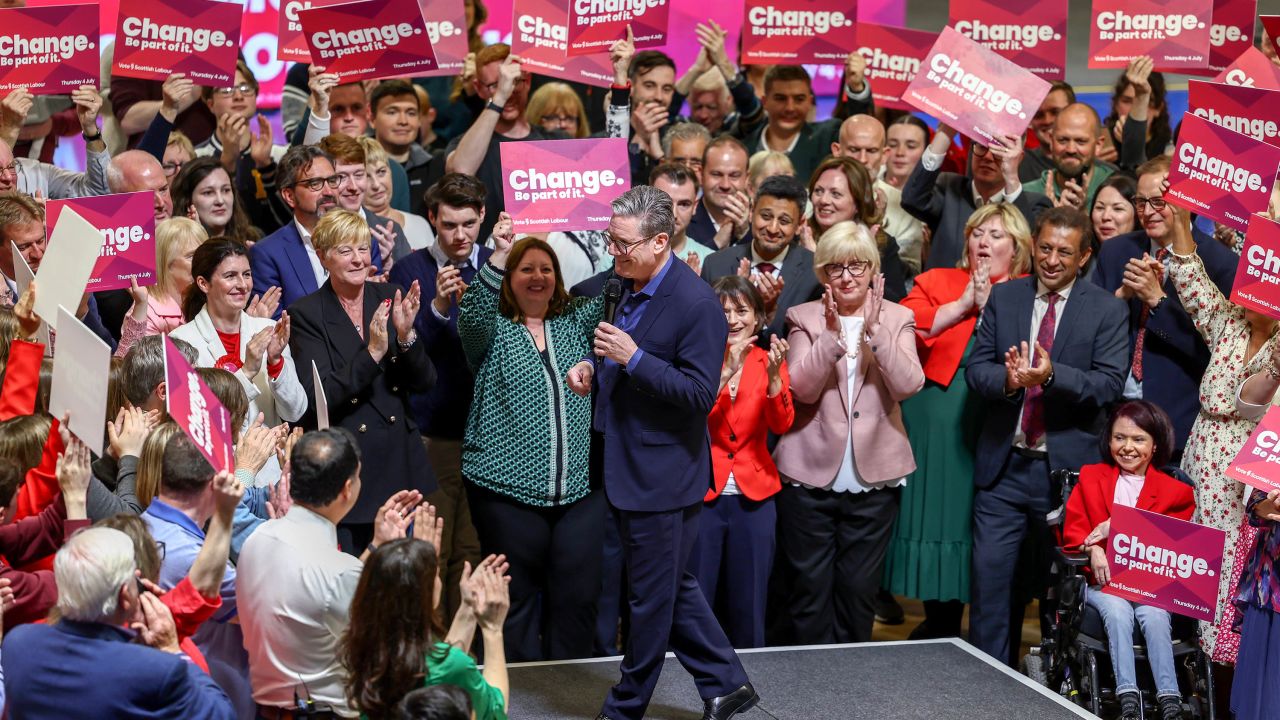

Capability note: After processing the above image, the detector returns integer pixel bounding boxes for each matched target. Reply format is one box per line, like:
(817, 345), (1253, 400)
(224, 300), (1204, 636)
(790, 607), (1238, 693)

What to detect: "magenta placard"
(512, 0), (613, 88)
(112, 0), (243, 86)
(1203, 0), (1259, 76)
(1102, 505), (1226, 622)
(414, 0), (469, 76)
(855, 23), (937, 112)
(1187, 80), (1280, 149)
(277, 0), (346, 64)
(903, 27), (1050, 146)
(1165, 114), (1280, 232)
(164, 335), (235, 475)
(300, 0), (437, 83)
(45, 192), (157, 293)
(1087, 0), (1211, 71)
(1227, 403), (1280, 491)
(949, 0), (1068, 81)
(1215, 47), (1280, 90)
(0, 4), (99, 95)
(1261, 16), (1280, 58)
(740, 0), (856, 66)
(500, 138), (630, 233)
(1230, 216), (1280, 319)
(567, 0), (668, 57)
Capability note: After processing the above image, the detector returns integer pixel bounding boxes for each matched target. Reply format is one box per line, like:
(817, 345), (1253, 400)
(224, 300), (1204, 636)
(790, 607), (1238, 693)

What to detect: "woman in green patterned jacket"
(458, 217), (605, 662)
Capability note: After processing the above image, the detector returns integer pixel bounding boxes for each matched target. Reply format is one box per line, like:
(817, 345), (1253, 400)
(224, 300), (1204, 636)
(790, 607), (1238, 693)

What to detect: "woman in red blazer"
(693, 276), (794, 649)
(1063, 400), (1195, 720)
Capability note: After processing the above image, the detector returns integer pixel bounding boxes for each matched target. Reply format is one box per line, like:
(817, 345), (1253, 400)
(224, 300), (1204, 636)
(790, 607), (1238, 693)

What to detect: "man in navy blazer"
(566, 186), (754, 720)
(1091, 157), (1237, 456)
(3, 527), (235, 719)
(967, 207), (1128, 667)
(249, 146), (384, 318)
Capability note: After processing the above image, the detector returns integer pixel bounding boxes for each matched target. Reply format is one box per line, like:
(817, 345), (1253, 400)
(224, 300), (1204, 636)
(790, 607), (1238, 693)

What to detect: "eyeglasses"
(823, 261), (871, 280)
(604, 232), (656, 256)
(214, 84), (258, 98)
(1133, 196), (1168, 211)
(161, 161), (183, 178)
(0, 162), (17, 177)
(292, 175), (342, 192)
(971, 143), (990, 157)
(540, 114), (578, 127)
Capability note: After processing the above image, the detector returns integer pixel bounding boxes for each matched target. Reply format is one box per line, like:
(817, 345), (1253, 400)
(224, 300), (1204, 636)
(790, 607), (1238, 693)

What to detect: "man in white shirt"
(236, 429), (424, 718)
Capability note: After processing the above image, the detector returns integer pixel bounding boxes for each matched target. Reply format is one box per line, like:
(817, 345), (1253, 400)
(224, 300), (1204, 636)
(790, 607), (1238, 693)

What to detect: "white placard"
(11, 241), (49, 349)
(312, 360), (329, 430)
(48, 306), (110, 454)
(32, 208), (103, 330)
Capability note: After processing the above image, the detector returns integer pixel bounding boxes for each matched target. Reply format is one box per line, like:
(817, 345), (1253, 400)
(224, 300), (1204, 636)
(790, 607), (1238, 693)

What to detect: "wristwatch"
(485, 100), (504, 114)
(82, 129), (102, 142)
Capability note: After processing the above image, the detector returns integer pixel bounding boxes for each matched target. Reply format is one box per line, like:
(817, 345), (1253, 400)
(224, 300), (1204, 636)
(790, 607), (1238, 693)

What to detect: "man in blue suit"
(967, 206), (1128, 667)
(1091, 156), (1237, 458)
(566, 186), (755, 720)
(249, 146), (384, 318)
(3, 526), (235, 719)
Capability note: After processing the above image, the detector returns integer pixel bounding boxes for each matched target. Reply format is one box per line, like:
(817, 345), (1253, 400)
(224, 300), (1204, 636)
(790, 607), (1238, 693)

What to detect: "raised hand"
(695, 21), (734, 78)
(131, 592), (181, 654)
(489, 212), (515, 267)
(844, 50), (868, 93)
(372, 221), (397, 272)
(433, 265), (468, 316)
(372, 489), (424, 547)
(472, 560), (512, 632)
(972, 257), (992, 311)
(862, 273), (885, 338)
(245, 286), (282, 319)
(243, 325), (273, 377)
(108, 406), (151, 460)
(822, 285), (840, 334)
(493, 55), (525, 106)
(1, 87), (33, 129)
(55, 436), (92, 502)
(71, 86), (103, 137)
(235, 414), (277, 477)
(1016, 341), (1053, 387)
(249, 114), (273, 169)
(308, 64), (339, 116)
(609, 25), (636, 87)
(13, 280), (39, 340)
(159, 73), (197, 118)
(367, 299), (392, 363)
(411, 502), (445, 554)
(265, 313), (291, 365)
(722, 332), (757, 384)
(752, 272), (784, 318)
(798, 224), (816, 253)
(210, 471), (244, 525)
(1004, 344), (1027, 392)
(392, 282), (422, 340)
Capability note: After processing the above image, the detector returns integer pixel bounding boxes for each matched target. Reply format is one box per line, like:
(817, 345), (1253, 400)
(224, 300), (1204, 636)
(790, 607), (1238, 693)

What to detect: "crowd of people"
(0, 5), (1277, 720)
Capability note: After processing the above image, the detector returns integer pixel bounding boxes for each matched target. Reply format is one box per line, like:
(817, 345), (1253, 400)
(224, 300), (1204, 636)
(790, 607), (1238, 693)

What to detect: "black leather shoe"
(595, 715), (614, 720)
(702, 683), (760, 720)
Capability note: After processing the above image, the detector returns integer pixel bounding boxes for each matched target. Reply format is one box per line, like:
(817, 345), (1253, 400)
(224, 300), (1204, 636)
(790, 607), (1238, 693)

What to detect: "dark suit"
(965, 275), (1128, 665)
(249, 216), (387, 319)
(3, 619), (235, 719)
(700, 243), (821, 340)
(1091, 229), (1237, 452)
(901, 163), (1052, 271)
(686, 199), (751, 252)
(594, 256), (746, 719)
(287, 280), (437, 538)
(740, 119), (840, 188)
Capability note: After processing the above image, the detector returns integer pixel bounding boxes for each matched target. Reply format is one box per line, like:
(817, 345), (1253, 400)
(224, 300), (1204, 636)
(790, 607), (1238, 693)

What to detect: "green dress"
(884, 335), (982, 603)
(360, 642), (507, 720)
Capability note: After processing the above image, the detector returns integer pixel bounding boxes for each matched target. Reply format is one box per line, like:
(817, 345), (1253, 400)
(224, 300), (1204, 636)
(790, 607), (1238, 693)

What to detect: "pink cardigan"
(773, 298), (925, 488)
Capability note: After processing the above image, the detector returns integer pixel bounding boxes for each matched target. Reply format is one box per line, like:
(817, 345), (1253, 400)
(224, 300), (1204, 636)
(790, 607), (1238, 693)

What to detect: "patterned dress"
(1169, 251), (1277, 662)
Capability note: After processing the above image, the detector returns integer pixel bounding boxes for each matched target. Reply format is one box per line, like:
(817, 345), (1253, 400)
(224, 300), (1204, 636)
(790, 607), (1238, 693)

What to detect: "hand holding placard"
(1101, 505), (1225, 622)
(164, 335), (236, 474)
(32, 207), (102, 330)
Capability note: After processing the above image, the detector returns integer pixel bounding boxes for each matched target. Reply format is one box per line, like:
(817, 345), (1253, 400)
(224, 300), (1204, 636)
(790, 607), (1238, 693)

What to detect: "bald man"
(832, 115), (925, 275)
(1023, 103), (1116, 212)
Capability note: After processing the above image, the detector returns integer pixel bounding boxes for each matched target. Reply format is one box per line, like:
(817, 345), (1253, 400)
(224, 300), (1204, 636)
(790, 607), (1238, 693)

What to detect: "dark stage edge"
(503, 638), (1093, 719)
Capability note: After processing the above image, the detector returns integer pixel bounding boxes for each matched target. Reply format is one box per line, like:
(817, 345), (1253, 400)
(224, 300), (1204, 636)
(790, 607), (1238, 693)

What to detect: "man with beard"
(1018, 83), (1075, 183)
(1023, 104), (1117, 212)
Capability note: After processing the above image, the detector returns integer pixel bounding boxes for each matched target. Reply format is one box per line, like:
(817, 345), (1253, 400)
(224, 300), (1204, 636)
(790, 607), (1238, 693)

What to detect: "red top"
(162, 577), (222, 674)
(707, 346), (794, 501)
(901, 268), (977, 388)
(0, 339), (64, 572)
(215, 328), (283, 378)
(0, 496), (90, 630)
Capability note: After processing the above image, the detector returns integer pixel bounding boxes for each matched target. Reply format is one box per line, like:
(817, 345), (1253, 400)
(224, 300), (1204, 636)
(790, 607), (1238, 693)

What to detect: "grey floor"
(506, 638), (1094, 719)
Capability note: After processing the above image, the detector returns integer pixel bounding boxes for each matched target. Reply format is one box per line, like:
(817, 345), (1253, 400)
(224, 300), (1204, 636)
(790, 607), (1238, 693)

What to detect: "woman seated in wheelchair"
(1063, 400), (1195, 720)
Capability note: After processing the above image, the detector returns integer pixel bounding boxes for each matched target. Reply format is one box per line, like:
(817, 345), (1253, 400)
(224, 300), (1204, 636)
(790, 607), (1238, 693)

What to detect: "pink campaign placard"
(1165, 113), (1280, 232)
(164, 335), (235, 475)
(512, 0), (613, 88)
(1215, 47), (1280, 91)
(1204, 0), (1258, 76)
(112, 0), (243, 86)
(45, 192), (157, 293)
(300, 0), (437, 83)
(277, 0), (346, 64)
(1227, 404), (1280, 492)
(500, 138), (630, 233)
(1261, 16), (1280, 58)
(414, 0), (470, 76)
(855, 23), (937, 112)
(903, 27), (1051, 146)
(1229, 215), (1280, 320)
(1087, 0), (1211, 71)
(740, 0), (857, 66)
(1102, 505), (1226, 622)
(1187, 80), (1280, 149)
(567, 0), (668, 57)
(949, 0), (1068, 81)
(0, 4), (99, 95)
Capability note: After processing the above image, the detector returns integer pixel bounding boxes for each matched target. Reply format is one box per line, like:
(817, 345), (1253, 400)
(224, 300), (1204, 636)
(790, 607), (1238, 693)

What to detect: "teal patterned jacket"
(458, 263), (603, 506)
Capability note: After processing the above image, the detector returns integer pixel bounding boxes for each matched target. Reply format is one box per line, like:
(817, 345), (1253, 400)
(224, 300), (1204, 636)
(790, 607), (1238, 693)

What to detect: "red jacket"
(0, 339), (63, 573)
(0, 496), (90, 629)
(1063, 463), (1196, 552)
(707, 347), (794, 501)
(901, 268), (976, 388)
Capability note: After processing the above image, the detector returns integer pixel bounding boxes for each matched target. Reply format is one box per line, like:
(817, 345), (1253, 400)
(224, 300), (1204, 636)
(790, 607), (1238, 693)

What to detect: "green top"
(1022, 161), (1116, 209)
(458, 263), (603, 507)
(359, 643), (507, 720)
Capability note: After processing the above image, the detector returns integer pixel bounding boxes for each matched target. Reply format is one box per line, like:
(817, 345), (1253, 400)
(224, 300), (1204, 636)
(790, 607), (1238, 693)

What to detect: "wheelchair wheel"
(1022, 652), (1049, 687)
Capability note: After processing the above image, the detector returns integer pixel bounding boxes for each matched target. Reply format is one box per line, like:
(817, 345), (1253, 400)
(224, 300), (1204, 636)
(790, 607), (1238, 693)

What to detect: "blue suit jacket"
(2, 619), (235, 719)
(1090, 229), (1237, 451)
(593, 258), (728, 512)
(966, 276), (1129, 488)
(250, 218), (385, 318)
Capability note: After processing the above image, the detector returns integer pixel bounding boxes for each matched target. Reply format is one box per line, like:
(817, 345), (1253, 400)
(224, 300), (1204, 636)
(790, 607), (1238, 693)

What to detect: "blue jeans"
(1085, 587), (1180, 697)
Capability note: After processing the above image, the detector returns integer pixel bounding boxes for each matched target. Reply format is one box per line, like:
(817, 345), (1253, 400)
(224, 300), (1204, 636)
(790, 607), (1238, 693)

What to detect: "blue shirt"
(593, 254), (675, 433)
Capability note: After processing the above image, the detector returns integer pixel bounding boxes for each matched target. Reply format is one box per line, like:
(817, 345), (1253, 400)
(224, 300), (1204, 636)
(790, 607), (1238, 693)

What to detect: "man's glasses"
(604, 232), (656, 256)
(1134, 196), (1168, 212)
(0, 163), (17, 177)
(823, 261), (871, 280)
(214, 84), (258, 98)
(293, 175), (342, 192)
(971, 144), (990, 157)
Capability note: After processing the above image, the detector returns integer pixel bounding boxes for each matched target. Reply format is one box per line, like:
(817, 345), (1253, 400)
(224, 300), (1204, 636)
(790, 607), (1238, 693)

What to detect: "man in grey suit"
(700, 175), (820, 340)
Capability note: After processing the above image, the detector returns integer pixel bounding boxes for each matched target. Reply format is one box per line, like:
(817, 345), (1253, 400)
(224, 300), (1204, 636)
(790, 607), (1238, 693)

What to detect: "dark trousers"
(775, 483), (900, 644)
(423, 437), (482, 624)
(970, 451), (1055, 667)
(467, 482), (605, 661)
(595, 502), (628, 656)
(602, 503), (747, 720)
(691, 494), (776, 649)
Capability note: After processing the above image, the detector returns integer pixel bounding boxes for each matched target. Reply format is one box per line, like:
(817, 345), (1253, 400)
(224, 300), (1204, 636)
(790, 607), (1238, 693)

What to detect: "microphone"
(603, 277), (623, 325)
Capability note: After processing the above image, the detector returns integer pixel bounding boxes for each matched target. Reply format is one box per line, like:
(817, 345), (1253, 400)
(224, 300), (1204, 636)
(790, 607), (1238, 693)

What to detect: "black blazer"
(699, 243), (822, 340)
(288, 280), (438, 523)
(966, 276), (1129, 489)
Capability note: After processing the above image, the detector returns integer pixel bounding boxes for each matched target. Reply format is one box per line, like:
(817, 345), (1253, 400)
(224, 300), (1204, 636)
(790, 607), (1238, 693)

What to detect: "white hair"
(54, 527), (137, 622)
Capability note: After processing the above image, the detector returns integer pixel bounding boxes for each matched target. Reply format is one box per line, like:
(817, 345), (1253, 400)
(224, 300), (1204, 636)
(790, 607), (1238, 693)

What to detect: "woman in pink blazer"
(773, 220), (925, 645)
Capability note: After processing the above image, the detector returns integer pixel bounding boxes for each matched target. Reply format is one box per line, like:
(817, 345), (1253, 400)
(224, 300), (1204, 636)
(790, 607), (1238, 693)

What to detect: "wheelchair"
(1020, 469), (1216, 719)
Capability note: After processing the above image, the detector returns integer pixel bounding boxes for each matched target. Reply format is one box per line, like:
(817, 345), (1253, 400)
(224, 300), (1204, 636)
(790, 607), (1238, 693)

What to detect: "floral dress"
(1169, 251), (1277, 662)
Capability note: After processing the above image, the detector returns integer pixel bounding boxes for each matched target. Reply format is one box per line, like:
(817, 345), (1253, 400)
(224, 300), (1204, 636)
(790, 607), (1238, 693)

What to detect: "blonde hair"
(154, 217), (206, 302)
(526, 82), (589, 139)
(166, 130), (195, 161)
(312, 209), (371, 254)
(357, 135), (390, 168)
(135, 422), (180, 509)
(958, 203), (1032, 276)
(748, 150), (794, 191)
(813, 221), (880, 284)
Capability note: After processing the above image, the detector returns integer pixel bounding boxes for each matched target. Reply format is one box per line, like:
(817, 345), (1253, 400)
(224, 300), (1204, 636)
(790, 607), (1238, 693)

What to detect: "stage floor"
(505, 638), (1092, 719)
